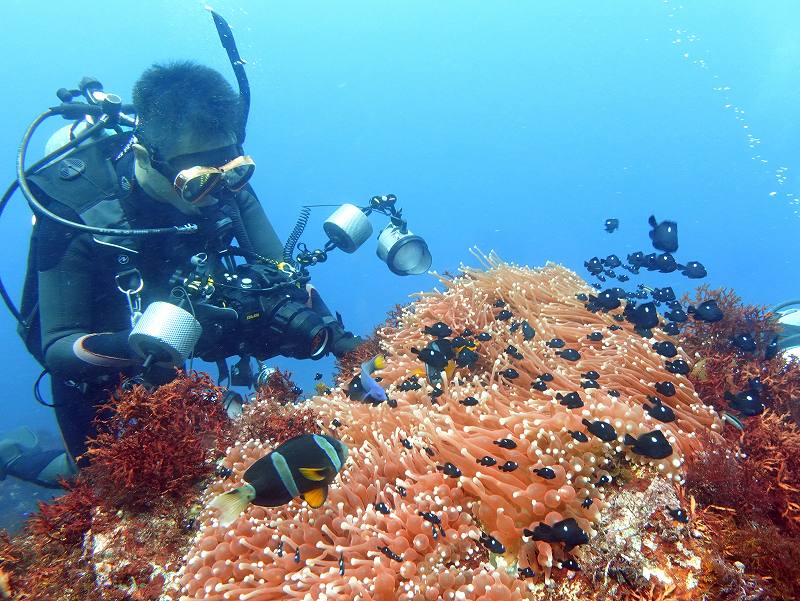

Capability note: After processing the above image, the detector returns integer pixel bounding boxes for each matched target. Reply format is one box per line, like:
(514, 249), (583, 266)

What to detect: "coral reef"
(179, 252), (722, 600)
(6, 254), (800, 600)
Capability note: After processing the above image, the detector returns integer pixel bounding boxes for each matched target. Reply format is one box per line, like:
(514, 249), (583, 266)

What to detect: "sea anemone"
(179, 251), (721, 600)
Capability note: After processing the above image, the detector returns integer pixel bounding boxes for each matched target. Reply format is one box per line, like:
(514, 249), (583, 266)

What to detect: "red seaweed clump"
(82, 371), (232, 510)
(680, 285), (776, 357)
(0, 371), (234, 600)
(333, 304), (404, 383)
(236, 376), (321, 445)
(334, 336), (382, 384)
(679, 286), (800, 598)
(681, 285), (800, 421)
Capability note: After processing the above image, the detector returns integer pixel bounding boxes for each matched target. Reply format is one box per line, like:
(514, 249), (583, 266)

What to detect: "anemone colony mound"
(180, 251), (722, 601)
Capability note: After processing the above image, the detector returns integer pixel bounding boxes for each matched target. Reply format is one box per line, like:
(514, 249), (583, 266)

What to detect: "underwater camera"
(129, 255), (329, 367)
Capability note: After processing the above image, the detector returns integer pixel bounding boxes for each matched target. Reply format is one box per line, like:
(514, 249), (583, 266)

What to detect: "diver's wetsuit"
(10, 144), (285, 482)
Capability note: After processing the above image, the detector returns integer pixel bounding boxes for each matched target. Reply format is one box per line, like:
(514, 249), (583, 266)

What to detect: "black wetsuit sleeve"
(36, 208), (134, 380)
(237, 186), (285, 261)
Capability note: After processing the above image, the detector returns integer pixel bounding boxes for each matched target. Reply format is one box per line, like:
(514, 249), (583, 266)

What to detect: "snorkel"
(208, 7), (250, 144)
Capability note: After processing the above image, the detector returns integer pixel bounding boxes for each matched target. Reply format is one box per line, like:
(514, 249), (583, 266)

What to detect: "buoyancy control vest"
(18, 133), (140, 366)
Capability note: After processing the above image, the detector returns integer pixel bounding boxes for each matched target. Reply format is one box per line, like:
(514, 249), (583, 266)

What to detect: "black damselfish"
(423, 321), (453, 338)
(765, 335), (779, 360)
(436, 462), (462, 478)
(731, 333), (757, 353)
(494, 438), (517, 449)
(506, 345), (524, 360)
(680, 261), (707, 279)
(521, 320), (536, 341)
(479, 532), (505, 554)
(557, 392), (584, 409)
(654, 253), (678, 274)
(604, 218), (619, 233)
(556, 349), (581, 361)
(455, 347), (479, 368)
(651, 286), (677, 303)
(586, 289), (621, 312)
(724, 389), (765, 416)
(652, 341), (677, 358)
(664, 307), (688, 323)
(654, 381), (676, 397)
(569, 430), (589, 443)
(533, 467), (556, 479)
(688, 300), (724, 322)
(643, 396), (676, 423)
(662, 322), (681, 336)
(626, 301), (660, 329)
(648, 215), (678, 252)
(584, 257), (604, 276)
(531, 380), (548, 391)
(624, 430), (673, 459)
(665, 359), (690, 375)
(524, 518), (589, 552)
(582, 418), (617, 442)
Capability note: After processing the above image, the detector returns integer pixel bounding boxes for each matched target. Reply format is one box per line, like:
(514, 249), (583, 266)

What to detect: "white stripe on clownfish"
(270, 451), (299, 498)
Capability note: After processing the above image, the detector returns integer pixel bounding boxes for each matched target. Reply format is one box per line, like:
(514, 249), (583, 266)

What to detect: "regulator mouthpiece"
(128, 301), (202, 365)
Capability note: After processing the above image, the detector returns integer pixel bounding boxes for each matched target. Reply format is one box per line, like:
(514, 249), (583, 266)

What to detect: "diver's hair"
(132, 60), (241, 154)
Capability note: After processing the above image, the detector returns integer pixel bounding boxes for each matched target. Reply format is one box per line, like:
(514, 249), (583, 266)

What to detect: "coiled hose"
(283, 206), (311, 263)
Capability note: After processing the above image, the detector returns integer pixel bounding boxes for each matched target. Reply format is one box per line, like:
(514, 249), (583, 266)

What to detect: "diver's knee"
(6, 449), (76, 489)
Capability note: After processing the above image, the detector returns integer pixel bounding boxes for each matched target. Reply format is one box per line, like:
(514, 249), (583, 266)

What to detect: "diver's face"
(132, 130), (239, 215)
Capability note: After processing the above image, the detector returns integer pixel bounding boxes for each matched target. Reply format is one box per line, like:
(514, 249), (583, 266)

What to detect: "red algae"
(236, 382), (321, 445)
(0, 372), (231, 600)
(83, 372), (231, 510)
(680, 285), (800, 599)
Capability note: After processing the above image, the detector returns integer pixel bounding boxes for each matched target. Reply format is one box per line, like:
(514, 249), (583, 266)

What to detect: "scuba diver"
(0, 60), (361, 488)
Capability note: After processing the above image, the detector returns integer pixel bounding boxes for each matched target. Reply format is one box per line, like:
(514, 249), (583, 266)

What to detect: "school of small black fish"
(306, 212), (784, 587)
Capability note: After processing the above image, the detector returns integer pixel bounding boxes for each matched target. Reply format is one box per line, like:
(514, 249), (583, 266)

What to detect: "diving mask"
(150, 144), (255, 204)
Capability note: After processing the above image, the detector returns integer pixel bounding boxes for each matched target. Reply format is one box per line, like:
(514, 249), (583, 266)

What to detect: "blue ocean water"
(0, 0), (798, 529)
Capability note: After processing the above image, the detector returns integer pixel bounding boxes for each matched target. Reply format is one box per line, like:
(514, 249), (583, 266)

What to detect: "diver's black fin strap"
(209, 9), (250, 144)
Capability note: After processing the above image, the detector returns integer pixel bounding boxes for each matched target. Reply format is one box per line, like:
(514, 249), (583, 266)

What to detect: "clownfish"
(209, 434), (349, 526)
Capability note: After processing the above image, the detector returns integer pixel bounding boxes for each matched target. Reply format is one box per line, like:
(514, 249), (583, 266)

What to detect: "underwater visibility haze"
(1, 1), (800, 599)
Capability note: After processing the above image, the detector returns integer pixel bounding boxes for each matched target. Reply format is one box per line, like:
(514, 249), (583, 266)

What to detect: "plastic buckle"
(115, 268), (144, 327)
